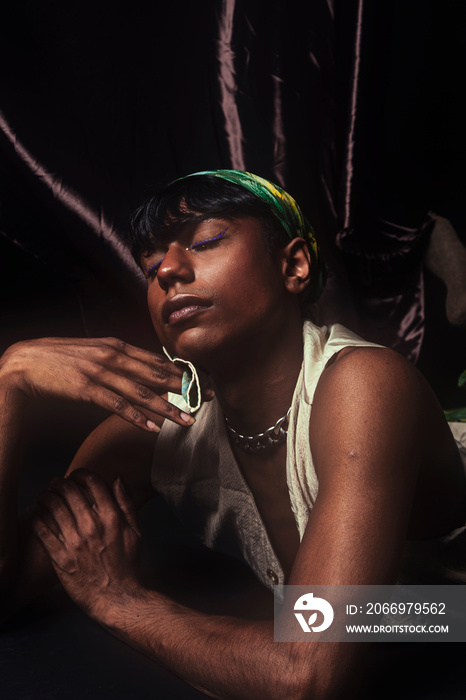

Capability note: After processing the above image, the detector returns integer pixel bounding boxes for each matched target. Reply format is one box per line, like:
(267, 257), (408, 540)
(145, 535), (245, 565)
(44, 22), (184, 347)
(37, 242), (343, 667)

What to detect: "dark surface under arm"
(2, 551), (465, 700)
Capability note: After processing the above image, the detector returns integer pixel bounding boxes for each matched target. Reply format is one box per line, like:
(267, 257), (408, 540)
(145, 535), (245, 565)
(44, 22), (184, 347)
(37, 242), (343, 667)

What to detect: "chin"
(159, 325), (220, 366)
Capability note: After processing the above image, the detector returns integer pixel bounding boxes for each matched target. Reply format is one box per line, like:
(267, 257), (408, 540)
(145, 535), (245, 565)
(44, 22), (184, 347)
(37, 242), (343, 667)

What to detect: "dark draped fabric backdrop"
(2, 5), (466, 698)
(1, 0), (465, 406)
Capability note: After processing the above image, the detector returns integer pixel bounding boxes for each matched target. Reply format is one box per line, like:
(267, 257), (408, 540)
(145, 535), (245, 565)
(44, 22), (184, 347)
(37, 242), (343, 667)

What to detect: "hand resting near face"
(0, 336), (213, 431)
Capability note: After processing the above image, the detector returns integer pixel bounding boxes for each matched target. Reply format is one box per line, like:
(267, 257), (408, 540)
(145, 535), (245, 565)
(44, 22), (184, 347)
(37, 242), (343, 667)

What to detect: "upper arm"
(290, 347), (424, 587)
(66, 413), (158, 507)
(283, 349), (429, 699)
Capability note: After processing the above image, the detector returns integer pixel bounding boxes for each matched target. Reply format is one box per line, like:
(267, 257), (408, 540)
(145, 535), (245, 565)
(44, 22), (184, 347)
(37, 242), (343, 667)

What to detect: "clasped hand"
(33, 469), (143, 621)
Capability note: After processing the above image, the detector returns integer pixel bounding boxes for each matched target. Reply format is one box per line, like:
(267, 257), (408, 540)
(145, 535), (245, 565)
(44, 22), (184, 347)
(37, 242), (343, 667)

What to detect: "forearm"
(31, 469), (364, 700)
(96, 587), (307, 700)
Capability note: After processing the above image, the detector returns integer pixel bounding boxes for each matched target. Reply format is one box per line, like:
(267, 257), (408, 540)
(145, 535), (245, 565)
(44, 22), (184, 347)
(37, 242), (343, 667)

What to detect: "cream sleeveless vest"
(152, 322), (387, 590)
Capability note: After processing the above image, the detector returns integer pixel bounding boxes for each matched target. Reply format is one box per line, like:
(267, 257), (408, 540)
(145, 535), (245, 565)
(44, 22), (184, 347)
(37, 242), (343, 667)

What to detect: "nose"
(156, 242), (194, 290)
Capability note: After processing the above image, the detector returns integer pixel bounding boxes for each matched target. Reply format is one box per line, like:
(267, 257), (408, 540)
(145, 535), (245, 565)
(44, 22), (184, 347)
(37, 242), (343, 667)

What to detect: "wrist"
(89, 581), (154, 631)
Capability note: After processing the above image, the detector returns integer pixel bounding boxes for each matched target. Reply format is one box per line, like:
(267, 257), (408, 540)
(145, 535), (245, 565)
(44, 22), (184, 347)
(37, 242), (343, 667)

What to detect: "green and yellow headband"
(178, 169), (326, 302)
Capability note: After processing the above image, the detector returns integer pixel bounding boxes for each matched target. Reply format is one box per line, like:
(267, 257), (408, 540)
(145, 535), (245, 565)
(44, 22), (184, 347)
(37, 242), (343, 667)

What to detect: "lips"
(162, 294), (212, 325)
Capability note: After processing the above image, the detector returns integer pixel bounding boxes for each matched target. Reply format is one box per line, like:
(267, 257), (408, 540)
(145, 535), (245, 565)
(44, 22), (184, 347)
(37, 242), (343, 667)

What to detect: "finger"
(80, 380), (195, 431)
(98, 377), (197, 426)
(113, 478), (141, 536)
(33, 502), (61, 537)
(91, 339), (186, 388)
(38, 337), (186, 384)
(32, 515), (77, 574)
(93, 338), (181, 366)
(33, 337), (186, 387)
(66, 469), (120, 521)
(32, 514), (66, 558)
(45, 478), (98, 537)
(36, 489), (80, 540)
(96, 339), (216, 403)
(48, 475), (94, 507)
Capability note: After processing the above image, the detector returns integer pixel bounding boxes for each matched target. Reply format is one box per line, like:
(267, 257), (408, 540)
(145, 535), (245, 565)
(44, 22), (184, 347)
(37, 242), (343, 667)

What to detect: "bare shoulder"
(66, 414), (159, 507)
(314, 345), (428, 430)
(309, 345), (466, 531)
(321, 344), (425, 401)
(310, 346), (441, 488)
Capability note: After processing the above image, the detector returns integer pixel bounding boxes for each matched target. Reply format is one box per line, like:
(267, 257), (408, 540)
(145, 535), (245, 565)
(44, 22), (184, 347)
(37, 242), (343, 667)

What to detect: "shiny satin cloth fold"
(2, 0), (461, 367)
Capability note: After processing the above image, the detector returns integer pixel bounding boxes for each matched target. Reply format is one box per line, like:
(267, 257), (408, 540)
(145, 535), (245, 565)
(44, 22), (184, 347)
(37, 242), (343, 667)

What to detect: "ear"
(279, 238), (311, 295)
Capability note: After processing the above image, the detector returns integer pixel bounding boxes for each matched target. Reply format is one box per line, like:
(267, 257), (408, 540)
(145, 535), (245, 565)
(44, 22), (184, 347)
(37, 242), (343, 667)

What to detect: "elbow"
(281, 673), (341, 700)
(274, 646), (361, 700)
(267, 650), (317, 700)
(283, 670), (320, 700)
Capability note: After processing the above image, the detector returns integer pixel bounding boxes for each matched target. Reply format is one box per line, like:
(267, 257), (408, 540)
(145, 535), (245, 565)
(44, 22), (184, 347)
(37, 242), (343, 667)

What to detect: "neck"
(210, 315), (305, 436)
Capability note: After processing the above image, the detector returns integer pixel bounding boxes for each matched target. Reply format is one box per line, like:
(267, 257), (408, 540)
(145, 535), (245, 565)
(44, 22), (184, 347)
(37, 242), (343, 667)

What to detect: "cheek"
(222, 261), (282, 312)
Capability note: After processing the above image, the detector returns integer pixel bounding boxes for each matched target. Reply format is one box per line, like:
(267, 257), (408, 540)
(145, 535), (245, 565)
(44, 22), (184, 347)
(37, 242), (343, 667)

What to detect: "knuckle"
(49, 479), (79, 502)
(78, 371), (94, 388)
(103, 337), (126, 353)
(59, 558), (74, 572)
(33, 519), (50, 540)
(57, 479), (76, 495)
(81, 517), (98, 537)
(83, 471), (100, 488)
(136, 384), (154, 401)
(69, 534), (85, 551)
(58, 552), (79, 573)
(130, 409), (145, 424)
(112, 396), (130, 413)
(163, 401), (176, 416)
(151, 365), (170, 383)
(97, 346), (118, 363)
(106, 510), (119, 528)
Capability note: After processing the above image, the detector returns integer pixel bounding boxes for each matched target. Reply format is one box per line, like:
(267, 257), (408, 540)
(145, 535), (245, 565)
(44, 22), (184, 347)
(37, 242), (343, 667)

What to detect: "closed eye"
(187, 228), (228, 252)
(144, 228), (228, 279)
(145, 258), (162, 279)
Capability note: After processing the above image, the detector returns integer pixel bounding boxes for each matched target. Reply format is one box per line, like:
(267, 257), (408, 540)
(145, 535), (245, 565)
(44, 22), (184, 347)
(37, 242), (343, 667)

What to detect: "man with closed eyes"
(1, 170), (465, 700)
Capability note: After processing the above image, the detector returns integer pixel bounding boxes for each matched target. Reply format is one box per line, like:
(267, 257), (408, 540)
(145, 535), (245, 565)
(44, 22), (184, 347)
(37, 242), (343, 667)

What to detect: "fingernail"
(146, 420), (160, 431)
(180, 411), (196, 425)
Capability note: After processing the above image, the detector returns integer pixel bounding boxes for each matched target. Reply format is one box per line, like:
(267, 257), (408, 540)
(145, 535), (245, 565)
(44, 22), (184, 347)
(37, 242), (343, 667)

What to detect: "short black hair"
(129, 173), (289, 264)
